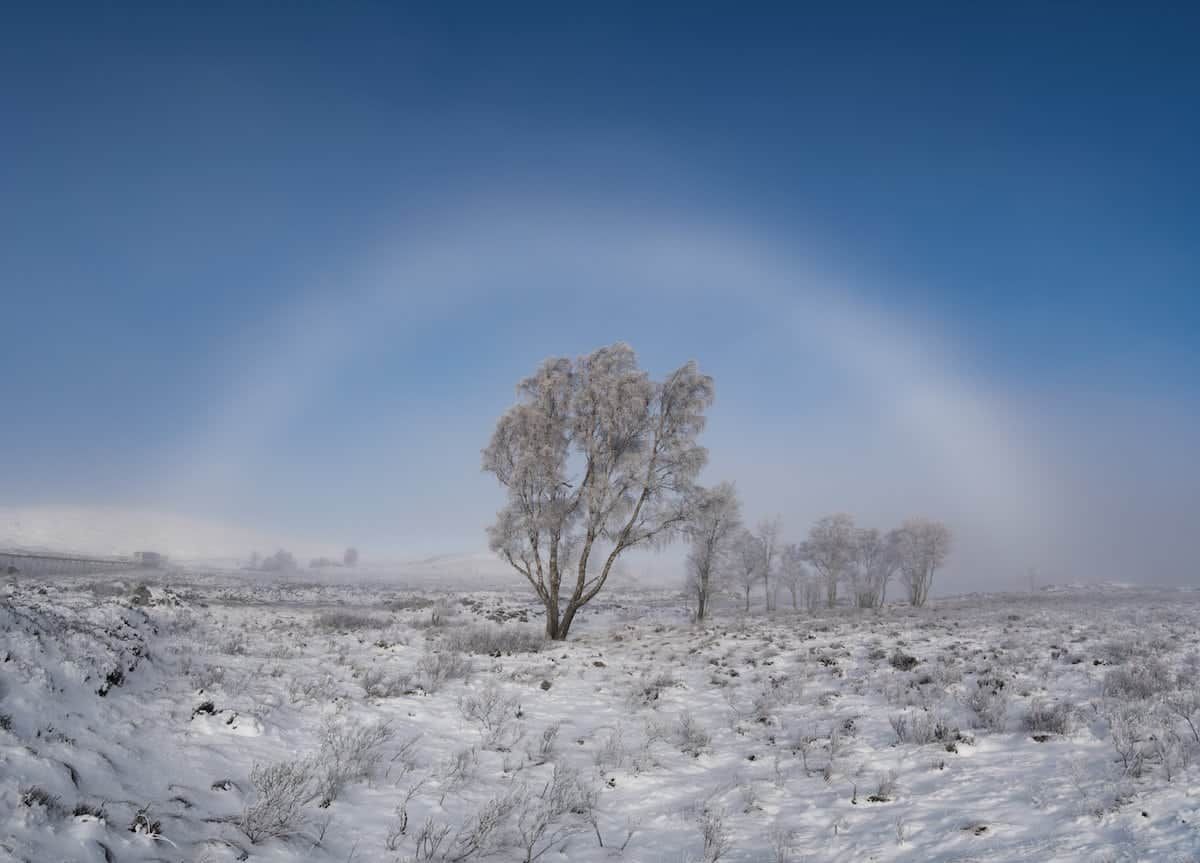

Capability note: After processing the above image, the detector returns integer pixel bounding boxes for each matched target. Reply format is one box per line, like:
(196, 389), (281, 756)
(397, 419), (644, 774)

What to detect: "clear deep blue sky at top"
(2, 3), (1197, 572)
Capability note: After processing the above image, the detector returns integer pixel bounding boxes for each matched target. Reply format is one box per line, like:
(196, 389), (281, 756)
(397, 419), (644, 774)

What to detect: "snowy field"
(3, 570), (1200, 862)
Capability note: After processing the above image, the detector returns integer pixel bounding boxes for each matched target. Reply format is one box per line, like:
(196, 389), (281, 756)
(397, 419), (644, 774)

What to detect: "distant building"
(134, 551), (166, 568)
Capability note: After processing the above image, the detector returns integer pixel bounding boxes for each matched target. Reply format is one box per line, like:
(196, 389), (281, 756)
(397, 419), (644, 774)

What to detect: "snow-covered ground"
(3, 570), (1200, 862)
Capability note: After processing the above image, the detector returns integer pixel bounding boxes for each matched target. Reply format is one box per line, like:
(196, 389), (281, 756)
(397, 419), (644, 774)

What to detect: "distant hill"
(0, 505), (340, 563)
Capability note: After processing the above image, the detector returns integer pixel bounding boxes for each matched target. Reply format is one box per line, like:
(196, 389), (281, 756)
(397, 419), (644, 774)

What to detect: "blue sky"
(2, 4), (1197, 585)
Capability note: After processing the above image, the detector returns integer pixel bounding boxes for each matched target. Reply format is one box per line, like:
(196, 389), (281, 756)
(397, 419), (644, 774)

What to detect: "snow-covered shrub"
(72, 801), (106, 820)
(675, 711), (711, 757)
(287, 673), (339, 704)
(1102, 657), (1174, 701)
(357, 664), (411, 698)
(514, 764), (596, 863)
(20, 786), (66, 820)
(384, 594), (436, 612)
(438, 746), (479, 796)
(313, 717), (395, 807)
(237, 759), (315, 843)
(963, 681), (1009, 732)
(411, 600), (458, 630)
(526, 722), (560, 765)
(458, 683), (523, 750)
(446, 785), (524, 860)
(130, 583), (152, 606)
(1165, 687), (1200, 743)
(315, 611), (383, 632)
(593, 726), (625, 772)
(869, 768), (899, 802)
(408, 816), (452, 860)
(1106, 704), (1151, 777)
(697, 806), (731, 862)
(219, 632), (247, 656)
(445, 623), (544, 655)
(768, 824), (800, 863)
(1148, 710), (1190, 781)
(417, 648), (473, 693)
(628, 672), (680, 708)
(128, 805), (161, 836)
(889, 711), (953, 745)
(1022, 699), (1073, 736)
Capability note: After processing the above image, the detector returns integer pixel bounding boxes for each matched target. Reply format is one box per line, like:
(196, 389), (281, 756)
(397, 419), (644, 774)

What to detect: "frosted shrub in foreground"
(514, 764), (596, 863)
(238, 759), (315, 843)
(458, 683), (523, 750)
(697, 805), (731, 862)
(675, 711), (711, 757)
(313, 717), (395, 807)
(962, 681), (1009, 732)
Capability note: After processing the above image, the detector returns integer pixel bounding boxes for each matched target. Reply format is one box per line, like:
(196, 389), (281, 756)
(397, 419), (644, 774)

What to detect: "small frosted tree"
(852, 527), (902, 609)
(896, 518), (952, 607)
(778, 542), (808, 610)
(684, 483), (742, 622)
(876, 528), (903, 605)
(755, 516), (782, 612)
(261, 549), (297, 573)
(343, 547), (359, 567)
(483, 343), (714, 640)
(801, 514), (856, 608)
(730, 529), (763, 612)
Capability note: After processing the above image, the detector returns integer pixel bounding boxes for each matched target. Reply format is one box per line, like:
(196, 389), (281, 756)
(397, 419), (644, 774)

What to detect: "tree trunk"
(790, 586), (798, 609)
(544, 602), (561, 639)
(556, 603), (579, 640)
(744, 588), (751, 611)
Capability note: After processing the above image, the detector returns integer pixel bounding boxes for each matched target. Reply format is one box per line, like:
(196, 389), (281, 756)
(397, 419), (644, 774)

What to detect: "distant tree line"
(685, 502), (951, 621)
(247, 547), (359, 573)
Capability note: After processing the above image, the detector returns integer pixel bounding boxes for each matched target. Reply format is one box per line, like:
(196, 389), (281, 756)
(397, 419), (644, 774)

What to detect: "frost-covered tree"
(849, 527), (881, 608)
(730, 529), (764, 612)
(343, 547), (359, 567)
(261, 549), (297, 573)
(755, 516), (782, 612)
(483, 343), (714, 640)
(778, 542), (808, 610)
(800, 514), (856, 608)
(896, 518), (952, 607)
(876, 528), (903, 606)
(684, 483), (742, 622)
(852, 527), (903, 609)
